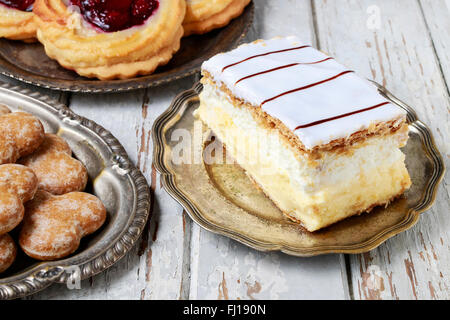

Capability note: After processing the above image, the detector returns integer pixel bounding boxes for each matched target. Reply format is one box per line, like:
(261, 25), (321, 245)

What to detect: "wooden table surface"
(2, 0), (448, 300)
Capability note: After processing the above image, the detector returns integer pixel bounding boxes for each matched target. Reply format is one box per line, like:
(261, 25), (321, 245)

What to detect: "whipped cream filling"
(198, 82), (407, 194)
(202, 36), (407, 149)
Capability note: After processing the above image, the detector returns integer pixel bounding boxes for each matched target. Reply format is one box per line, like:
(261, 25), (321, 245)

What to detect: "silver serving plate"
(152, 81), (445, 257)
(0, 82), (151, 299)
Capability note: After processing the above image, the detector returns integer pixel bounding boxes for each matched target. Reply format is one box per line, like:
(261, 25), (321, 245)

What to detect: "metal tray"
(0, 2), (254, 93)
(152, 81), (445, 257)
(0, 82), (151, 299)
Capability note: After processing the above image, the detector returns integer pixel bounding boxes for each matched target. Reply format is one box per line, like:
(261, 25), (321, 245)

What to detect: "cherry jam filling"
(69, 0), (159, 32)
(0, 0), (34, 12)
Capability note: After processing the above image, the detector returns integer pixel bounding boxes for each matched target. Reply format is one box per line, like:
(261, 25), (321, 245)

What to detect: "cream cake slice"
(195, 36), (411, 232)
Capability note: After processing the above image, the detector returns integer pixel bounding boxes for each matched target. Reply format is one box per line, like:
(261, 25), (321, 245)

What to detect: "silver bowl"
(0, 82), (151, 299)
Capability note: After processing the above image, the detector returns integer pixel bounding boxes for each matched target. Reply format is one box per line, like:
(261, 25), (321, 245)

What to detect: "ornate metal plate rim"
(0, 82), (151, 299)
(152, 81), (445, 257)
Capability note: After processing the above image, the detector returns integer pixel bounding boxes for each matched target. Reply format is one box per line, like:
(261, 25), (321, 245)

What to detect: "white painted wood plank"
(27, 78), (196, 299)
(136, 80), (195, 300)
(419, 0), (450, 88)
(314, 0), (450, 300)
(191, 229), (347, 300)
(189, 0), (348, 300)
(8, 0), (449, 300)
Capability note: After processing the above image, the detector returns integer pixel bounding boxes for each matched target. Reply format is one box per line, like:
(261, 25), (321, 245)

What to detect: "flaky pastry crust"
(183, 0), (251, 36)
(0, 4), (37, 42)
(33, 0), (186, 80)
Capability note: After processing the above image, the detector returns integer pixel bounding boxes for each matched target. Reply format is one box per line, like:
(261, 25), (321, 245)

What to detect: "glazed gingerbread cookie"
(20, 133), (88, 195)
(0, 234), (17, 273)
(0, 106), (16, 164)
(0, 164), (38, 235)
(19, 190), (106, 260)
(0, 130), (18, 165)
(0, 111), (45, 164)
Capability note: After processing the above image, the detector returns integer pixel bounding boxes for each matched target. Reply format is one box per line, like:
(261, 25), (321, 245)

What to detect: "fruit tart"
(33, 0), (186, 80)
(0, 0), (37, 41)
(183, 0), (251, 36)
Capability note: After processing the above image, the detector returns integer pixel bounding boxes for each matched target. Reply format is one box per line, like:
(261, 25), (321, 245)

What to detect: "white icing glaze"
(202, 36), (407, 149)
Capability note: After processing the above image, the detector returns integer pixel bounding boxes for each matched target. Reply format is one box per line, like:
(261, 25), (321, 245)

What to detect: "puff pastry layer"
(183, 0), (251, 36)
(0, 2), (37, 41)
(33, 0), (186, 80)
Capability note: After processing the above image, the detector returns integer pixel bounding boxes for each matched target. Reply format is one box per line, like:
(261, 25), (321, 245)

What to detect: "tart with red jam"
(183, 0), (251, 36)
(0, 0), (37, 41)
(33, 0), (186, 80)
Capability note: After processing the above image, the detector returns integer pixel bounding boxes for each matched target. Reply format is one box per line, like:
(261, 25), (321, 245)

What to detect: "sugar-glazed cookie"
(0, 234), (17, 273)
(0, 164), (38, 235)
(0, 132), (18, 165)
(0, 0), (37, 41)
(19, 190), (106, 260)
(183, 0), (251, 36)
(0, 112), (45, 163)
(19, 134), (88, 195)
(33, 0), (186, 80)
(0, 106), (16, 165)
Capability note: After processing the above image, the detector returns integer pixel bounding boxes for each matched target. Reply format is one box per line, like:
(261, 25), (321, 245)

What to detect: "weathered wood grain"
(1, 0), (448, 300)
(419, 0), (450, 91)
(190, 228), (348, 300)
(314, 0), (450, 300)
(188, 0), (348, 300)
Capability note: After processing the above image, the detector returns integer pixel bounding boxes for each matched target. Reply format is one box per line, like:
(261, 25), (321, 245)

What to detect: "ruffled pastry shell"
(33, 0), (186, 80)
(183, 0), (251, 36)
(0, 4), (37, 42)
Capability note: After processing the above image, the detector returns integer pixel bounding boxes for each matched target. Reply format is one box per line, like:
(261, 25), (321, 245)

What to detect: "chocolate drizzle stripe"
(261, 70), (354, 106)
(294, 101), (391, 130)
(235, 63), (298, 85)
(235, 57), (334, 85)
(221, 45), (311, 72)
